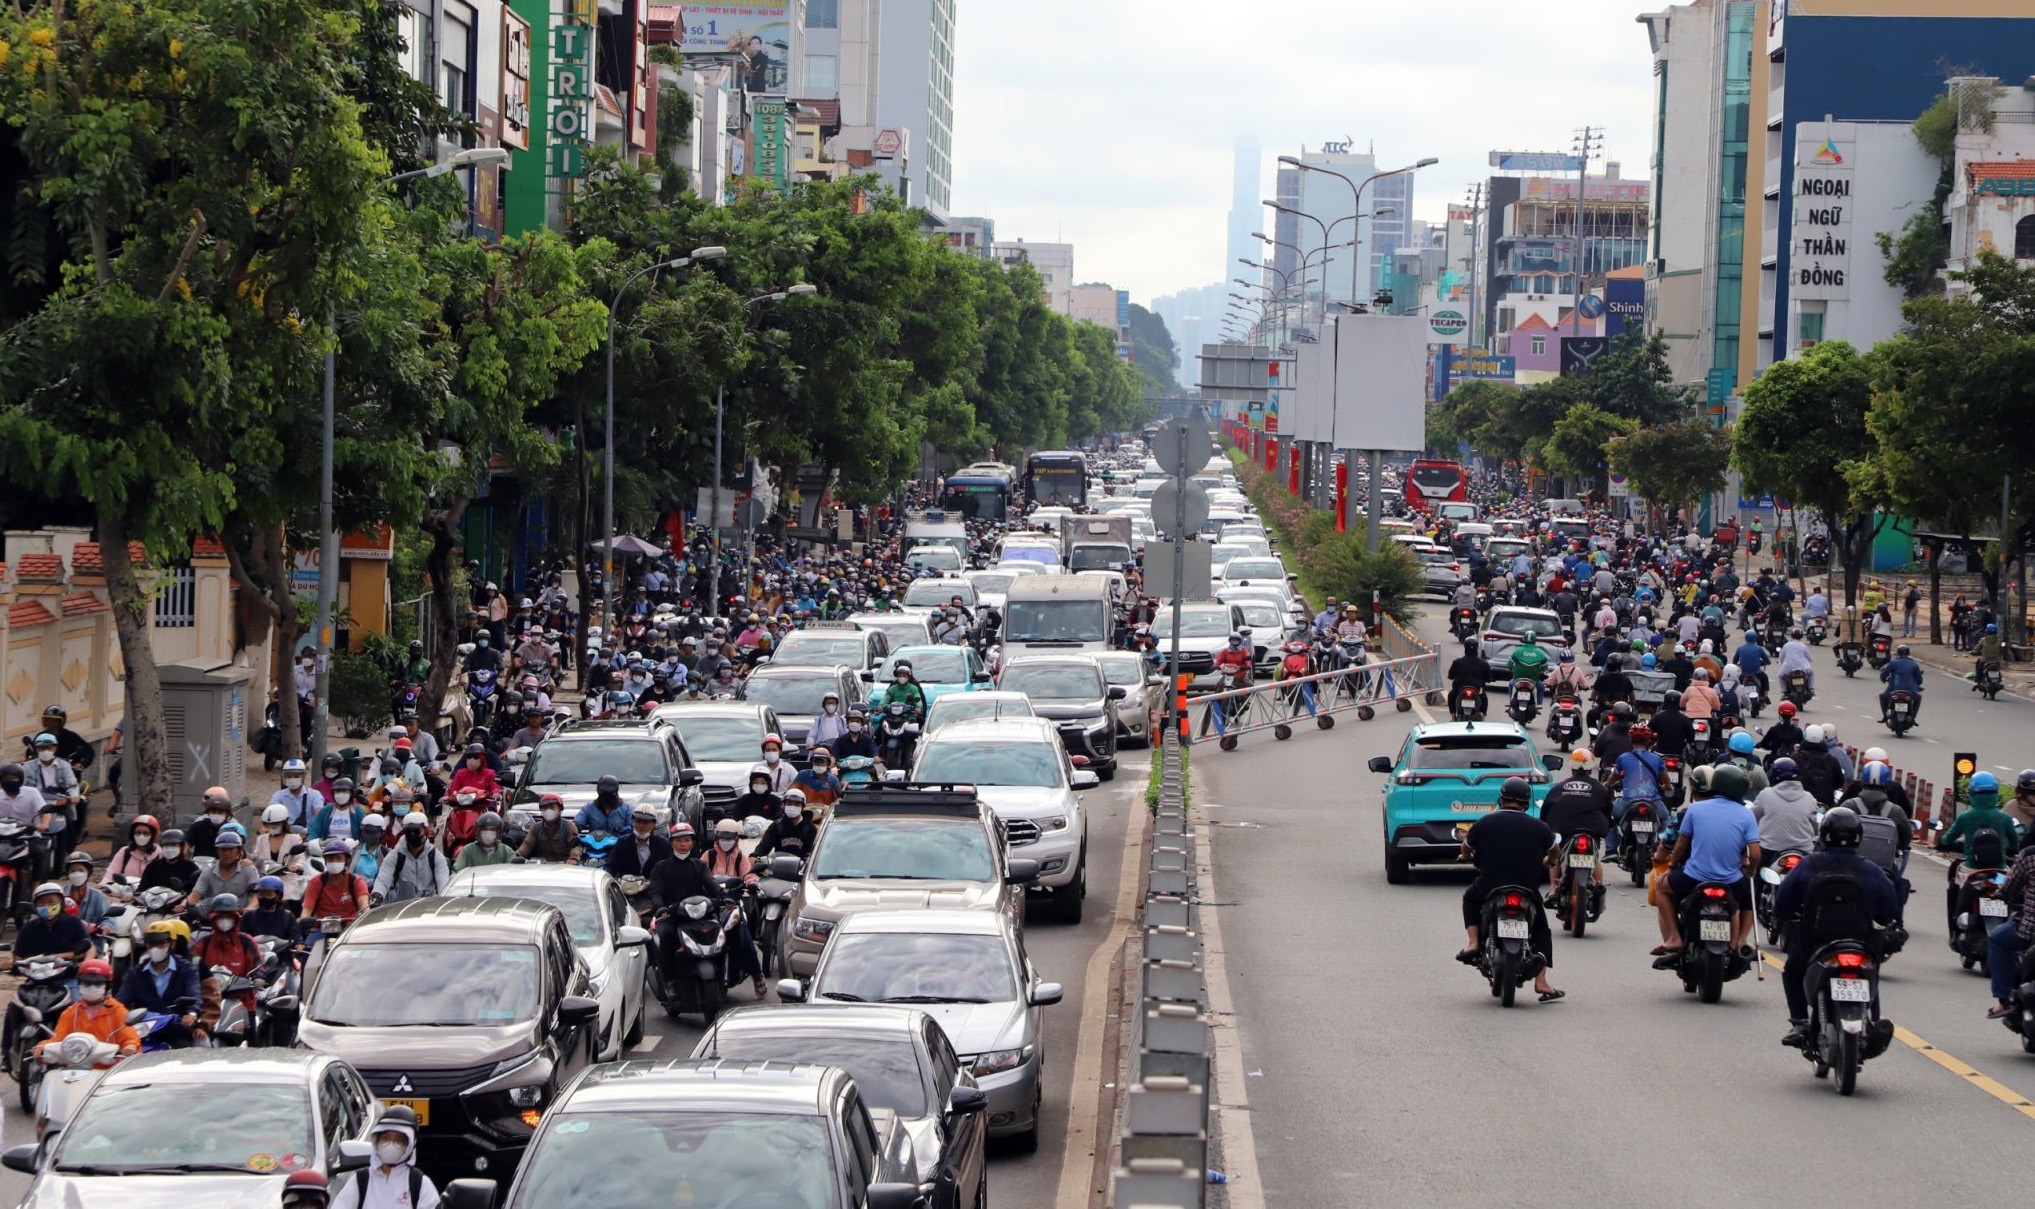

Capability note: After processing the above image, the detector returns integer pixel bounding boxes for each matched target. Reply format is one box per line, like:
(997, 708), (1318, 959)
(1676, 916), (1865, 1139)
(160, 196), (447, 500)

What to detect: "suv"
(651, 701), (783, 819)
(738, 663), (865, 751)
(995, 654), (1124, 778)
(296, 897), (602, 1187)
(771, 623), (889, 673)
(778, 784), (1038, 977)
(1367, 721), (1563, 883)
(505, 717), (706, 837)
(485, 1061), (924, 1208)
(1478, 607), (1570, 676)
(911, 718), (1099, 922)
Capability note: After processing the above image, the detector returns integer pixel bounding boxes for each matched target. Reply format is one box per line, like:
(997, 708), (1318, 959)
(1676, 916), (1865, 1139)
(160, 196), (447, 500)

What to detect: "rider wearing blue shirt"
(574, 776), (634, 836)
(1878, 646), (1926, 721)
(1655, 767), (1762, 960)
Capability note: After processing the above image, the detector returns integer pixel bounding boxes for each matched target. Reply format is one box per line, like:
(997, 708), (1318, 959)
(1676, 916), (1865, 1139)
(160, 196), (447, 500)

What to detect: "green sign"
(751, 96), (790, 193)
(1975, 178), (2035, 197)
(548, 11), (593, 181)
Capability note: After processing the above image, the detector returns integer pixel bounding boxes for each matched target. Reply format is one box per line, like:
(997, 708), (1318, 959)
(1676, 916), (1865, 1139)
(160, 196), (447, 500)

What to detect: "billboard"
(1425, 303), (1472, 345)
(500, 8), (532, 151)
(1518, 178), (1650, 203)
(1290, 340), (1327, 442)
(679, 3), (793, 91)
(1605, 275), (1645, 338)
(1490, 151), (1585, 172)
(1560, 336), (1610, 377)
(751, 95), (790, 192)
(1444, 348), (1516, 382)
(1792, 124), (1855, 301)
(1331, 316), (1428, 453)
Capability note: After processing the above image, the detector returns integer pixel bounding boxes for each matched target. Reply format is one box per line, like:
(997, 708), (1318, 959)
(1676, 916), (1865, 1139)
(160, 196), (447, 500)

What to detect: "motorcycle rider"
(1731, 629), (1771, 697)
(298, 841), (372, 932)
(351, 814), (388, 886)
(2005, 770), (2035, 837)
(754, 789), (818, 858)
(834, 709), (879, 761)
(1975, 623), (2005, 687)
(253, 803), (311, 902)
(1540, 751), (1614, 913)
(648, 822), (717, 994)
(186, 827), (260, 912)
(117, 919), (201, 1048)
(1837, 761), (1914, 925)
(1720, 731), (1770, 796)
(1791, 724), (1845, 806)
(307, 779), (364, 845)
(574, 775), (634, 838)
(1212, 633), (1255, 683)
(1683, 668), (1723, 722)
(790, 749), (843, 810)
(243, 876), (296, 938)
(137, 828), (200, 895)
(1774, 627), (1815, 699)
(1648, 692), (1694, 761)
(446, 743), (500, 800)
(1758, 700), (1804, 761)
(329, 1103), (441, 1209)
(1591, 701), (1636, 764)
(873, 661), (931, 725)
(605, 806), (668, 880)
(1940, 769), (2020, 914)
(0, 762), (52, 878)
(732, 767), (782, 822)
(1544, 649), (1591, 699)
(268, 759), (324, 830)
(1878, 644), (1926, 723)
(452, 811), (516, 871)
(1775, 807), (1900, 1047)
(757, 734), (797, 795)
(34, 957), (138, 1062)
(372, 815), (451, 904)
(184, 785), (236, 859)
(516, 793), (581, 863)
(703, 818), (767, 997)
(1505, 631), (1550, 699)
(808, 691), (849, 752)
(1453, 777), (1563, 1003)
(1986, 825), (2035, 1019)
(62, 853), (109, 930)
(9, 881), (90, 970)
(1653, 764), (1760, 962)
(1447, 640), (1493, 709)
(100, 814), (162, 888)
(190, 893), (264, 1035)
(25, 732), (81, 864)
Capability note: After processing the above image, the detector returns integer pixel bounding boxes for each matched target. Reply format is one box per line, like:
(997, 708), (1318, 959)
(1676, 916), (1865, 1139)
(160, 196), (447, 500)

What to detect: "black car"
(995, 655), (1124, 779)
(296, 896), (602, 1188)
(691, 1005), (990, 1208)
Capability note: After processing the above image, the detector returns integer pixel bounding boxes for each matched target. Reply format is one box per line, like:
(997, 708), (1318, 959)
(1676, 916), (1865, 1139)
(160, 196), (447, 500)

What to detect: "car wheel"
(1384, 847), (1410, 885)
(623, 985), (646, 1050)
(1052, 853), (1087, 924)
(1011, 1087), (1042, 1154)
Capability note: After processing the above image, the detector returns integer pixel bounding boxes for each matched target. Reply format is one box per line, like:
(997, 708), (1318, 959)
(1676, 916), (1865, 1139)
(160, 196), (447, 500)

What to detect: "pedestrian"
(1902, 580), (1920, 639)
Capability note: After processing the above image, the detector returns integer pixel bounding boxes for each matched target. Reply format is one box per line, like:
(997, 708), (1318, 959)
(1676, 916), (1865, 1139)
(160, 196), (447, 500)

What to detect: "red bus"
(1404, 459), (1469, 511)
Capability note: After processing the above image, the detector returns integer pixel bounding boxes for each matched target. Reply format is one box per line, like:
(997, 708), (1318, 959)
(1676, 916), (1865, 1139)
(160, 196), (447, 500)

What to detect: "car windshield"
(54, 1081), (314, 1174)
(1224, 560), (1285, 581)
(904, 580), (975, 608)
(1237, 603), (1282, 631)
(1491, 612), (1564, 639)
(967, 572), (1018, 596)
(740, 674), (838, 716)
(1160, 609), (1235, 639)
(882, 650), (969, 684)
(527, 740), (668, 785)
(906, 547), (963, 570)
(927, 698), (1030, 732)
(1407, 736), (1534, 770)
(664, 715), (763, 762)
(812, 819), (996, 882)
(1068, 546), (1129, 572)
(307, 943), (543, 1025)
(706, 1035), (928, 1116)
(460, 885), (602, 944)
(772, 635), (868, 666)
(915, 741), (1063, 788)
(998, 545), (1061, 567)
(854, 618), (930, 644)
(504, 1112), (835, 1209)
(1003, 600), (1107, 643)
(1095, 656), (1145, 687)
(816, 932), (1018, 1004)
(998, 664), (1102, 701)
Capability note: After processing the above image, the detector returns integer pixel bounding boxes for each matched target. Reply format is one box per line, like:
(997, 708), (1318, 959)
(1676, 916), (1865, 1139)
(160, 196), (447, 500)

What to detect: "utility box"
(157, 658), (254, 821)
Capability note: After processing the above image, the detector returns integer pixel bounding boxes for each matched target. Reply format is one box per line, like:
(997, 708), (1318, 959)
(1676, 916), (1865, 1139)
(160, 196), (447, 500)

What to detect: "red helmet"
(1629, 724), (1656, 745)
(1777, 701), (1798, 718)
(130, 814), (160, 836)
(78, 958), (113, 982)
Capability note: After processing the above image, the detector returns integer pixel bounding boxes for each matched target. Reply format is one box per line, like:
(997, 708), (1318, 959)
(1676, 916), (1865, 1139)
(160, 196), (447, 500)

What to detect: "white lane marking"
(1998, 766), (2017, 773)
(1051, 763), (1152, 1208)
(1925, 737), (1941, 745)
(1195, 794), (1266, 1209)
(1831, 703), (1849, 711)
(630, 1035), (662, 1053)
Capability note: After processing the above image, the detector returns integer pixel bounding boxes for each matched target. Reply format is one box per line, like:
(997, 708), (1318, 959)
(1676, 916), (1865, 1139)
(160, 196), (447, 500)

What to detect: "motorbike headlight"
(683, 899), (710, 920)
(792, 916), (835, 944)
(970, 1045), (1034, 1077)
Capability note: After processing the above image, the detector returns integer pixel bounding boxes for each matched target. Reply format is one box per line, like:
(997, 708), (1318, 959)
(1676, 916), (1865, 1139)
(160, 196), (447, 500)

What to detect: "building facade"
(1487, 170), (1650, 356)
(1945, 77), (2035, 288)
(992, 240), (1075, 314)
(798, 0), (954, 219)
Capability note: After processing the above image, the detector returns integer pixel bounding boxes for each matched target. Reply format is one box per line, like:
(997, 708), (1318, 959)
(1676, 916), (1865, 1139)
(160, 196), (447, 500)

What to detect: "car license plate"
(1829, 978), (1872, 1003)
(1982, 898), (2010, 917)
(1631, 822), (1655, 836)
(1568, 853), (1594, 867)
(1453, 802), (1494, 814)
(385, 1097), (430, 1126)
(1496, 918), (1530, 939)
(1698, 920), (1730, 942)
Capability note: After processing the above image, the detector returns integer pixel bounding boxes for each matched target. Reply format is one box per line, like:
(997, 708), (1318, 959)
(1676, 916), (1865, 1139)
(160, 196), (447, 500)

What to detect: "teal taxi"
(1368, 720), (1562, 883)
(877, 645), (992, 706)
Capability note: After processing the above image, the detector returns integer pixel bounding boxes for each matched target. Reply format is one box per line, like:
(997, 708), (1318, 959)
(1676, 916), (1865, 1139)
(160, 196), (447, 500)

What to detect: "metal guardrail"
(1184, 650), (1439, 750)
(1111, 728), (1209, 1207)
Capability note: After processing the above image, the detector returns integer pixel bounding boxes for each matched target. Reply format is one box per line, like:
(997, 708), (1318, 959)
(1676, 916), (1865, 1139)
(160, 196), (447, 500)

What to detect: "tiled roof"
(8, 601), (56, 627)
(192, 536), (225, 557)
(15, 554), (62, 581)
(794, 97), (841, 134)
(59, 592), (107, 617)
(68, 542), (100, 573)
(1971, 160), (2035, 180)
(1511, 313), (1555, 331)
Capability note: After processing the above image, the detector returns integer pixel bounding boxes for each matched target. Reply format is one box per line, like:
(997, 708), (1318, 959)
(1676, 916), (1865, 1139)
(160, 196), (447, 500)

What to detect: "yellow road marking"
(1758, 950), (2035, 1120)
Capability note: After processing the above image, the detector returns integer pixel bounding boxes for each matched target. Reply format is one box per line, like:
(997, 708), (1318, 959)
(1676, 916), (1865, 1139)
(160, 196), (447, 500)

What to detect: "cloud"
(951, 0), (1657, 302)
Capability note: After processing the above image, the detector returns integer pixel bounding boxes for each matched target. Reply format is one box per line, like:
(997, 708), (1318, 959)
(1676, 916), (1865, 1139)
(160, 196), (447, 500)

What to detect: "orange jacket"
(37, 997), (140, 1059)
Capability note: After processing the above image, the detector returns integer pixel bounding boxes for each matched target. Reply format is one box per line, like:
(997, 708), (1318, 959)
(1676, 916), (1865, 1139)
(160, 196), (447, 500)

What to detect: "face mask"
(36, 751), (53, 764)
(326, 860), (347, 874)
(259, 895), (281, 909)
(823, 703), (838, 714)
(215, 917), (236, 932)
(162, 846), (183, 860)
(542, 808), (561, 822)
(79, 985), (106, 1004)
(133, 833), (155, 848)
(479, 829), (501, 845)
(764, 751), (780, 765)
(894, 674), (909, 684)
(67, 871), (87, 887)
(783, 804), (801, 818)
(35, 904), (57, 920)
(283, 778), (302, 790)
(147, 945), (170, 964)
(393, 804), (411, 818)
(405, 834), (425, 850)
(717, 838), (736, 851)
(268, 823), (285, 836)
(467, 759), (482, 771)
(208, 812), (228, 825)
(849, 722), (863, 733)
(375, 1141), (408, 1166)
(334, 792), (351, 805)
(1, 781), (21, 794)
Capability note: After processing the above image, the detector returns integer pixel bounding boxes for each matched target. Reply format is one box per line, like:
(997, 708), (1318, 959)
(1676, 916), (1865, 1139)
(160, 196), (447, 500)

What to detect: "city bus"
(939, 471), (1013, 521)
(1404, 459), (1469, 512)
(1024, 451), (1089, 507)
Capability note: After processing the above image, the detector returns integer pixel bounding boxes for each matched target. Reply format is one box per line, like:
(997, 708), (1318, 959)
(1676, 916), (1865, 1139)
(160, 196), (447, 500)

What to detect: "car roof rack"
(831, 783), (984, 818)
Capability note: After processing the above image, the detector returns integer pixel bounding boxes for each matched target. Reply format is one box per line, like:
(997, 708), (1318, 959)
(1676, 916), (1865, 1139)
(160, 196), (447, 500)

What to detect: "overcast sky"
(950, 0), (1658, 305)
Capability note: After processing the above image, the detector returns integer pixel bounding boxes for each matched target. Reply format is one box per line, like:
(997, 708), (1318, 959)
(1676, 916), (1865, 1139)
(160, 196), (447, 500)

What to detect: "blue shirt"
(576, 800), (634, 836)
(1882, 657), (1925, 693)
(1732, 642), (1767, 675)
(1615, 750), (1665, 800)
(1680, 796), (1761, 883)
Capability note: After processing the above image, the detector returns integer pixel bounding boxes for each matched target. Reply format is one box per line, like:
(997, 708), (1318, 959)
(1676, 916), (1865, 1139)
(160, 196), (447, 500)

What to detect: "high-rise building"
(502, 0), (661, 235)
(1226, 136), (1262, 286)
(798, 0), (955, 219)
(992, 240), (1074, 314)
(1484, 167), (1650, 355)
(1367, 170), (1416, 298)
(1151, 282), (1228, 380)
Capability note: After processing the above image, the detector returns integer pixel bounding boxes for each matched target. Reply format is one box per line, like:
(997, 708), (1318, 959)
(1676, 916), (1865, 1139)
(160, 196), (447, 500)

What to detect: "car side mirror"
(1368, 756), (1392, 774)
(497, 770), (518, 790)
(769, 854), (806, 880)
(1, 1144), (38, 1175)
(1006, 858), (1040, 885)
(616, 925), (651, 948)
(1542, 754), (1564, 772)
(330, 1139), (373, 1174)
(679, 768), (705, 787)
(949, 1085), (988, 1114)
(1071, 770), (1100, 790)
(858, 670), (875, 682)
(775, 978), (807, 1003)
(867, 1183), (925, 1209)
(442, 1180), (500, 1209)
(558, 994), (600, 1029)
(972, 671), (992, 683)
(1030, 981), (1065, 1006)
(1107, 686), (1128, 701)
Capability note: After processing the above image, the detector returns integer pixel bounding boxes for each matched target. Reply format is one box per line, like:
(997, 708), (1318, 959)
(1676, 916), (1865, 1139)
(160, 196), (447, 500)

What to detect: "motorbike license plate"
(1496, 919), (1530, 939)
(1981, 898), (2010, 917)
(385, 1097), (430, 1126)
(1568, 853), (1594, 867)
(1829, 978), (1872, 1003)
(1631, 822), (1655, 836)
(1698, 920), (1730, 942)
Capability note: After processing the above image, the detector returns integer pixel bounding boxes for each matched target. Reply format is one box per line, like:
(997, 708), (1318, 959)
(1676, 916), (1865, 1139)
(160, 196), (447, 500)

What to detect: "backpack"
(1848, 793), (1901, 875)
(1797, 865), (1878, 952)
(1968, 824), (2008, 871)
(352, 1165), (425, 1207)
(1797, 749), (1842, 805)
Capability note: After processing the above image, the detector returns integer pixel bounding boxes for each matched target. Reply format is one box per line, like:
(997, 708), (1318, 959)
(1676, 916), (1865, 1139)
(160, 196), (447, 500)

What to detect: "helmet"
(1727, 732), (1755, 756)
(30, 731), (55, 748)
(477, 811), (504, 831)
(1971, 770), (2001, 797)
(1987, 623), (1999, 635)
(2018, 769), (2035, 796)
(129, 814), (160, 837)
(1789, 627), (1804, 639)
(1819, 806), (1864, 849)
(669, 821), (696, 839)
(159, 828), (187, 848)
(597, 774), (621, 796)
(255, 875), (286, 897)
(1709, 764), (1751, 803)
(39, 705), (65, 724)
(144, 918), (191, 945)
(207, 893), (241, 917)
(321, 839), (352, 857)
(783, 788), (807, 806)
(282, 1169), (333, 1206)
(262, 803), (290, 825)
(1776, 701), (1797, 718)
(282, 758), (306, 774)
(1803, 724), (1826, 745)
(1896, 644), (1910, 657)
(375, 1104), (422, 1133)
(1520, 632), (1538, 646)
(215, 828), (244, 849)
(1688, 765), (1716, 797)
(360, 812), (386, 833)
(1568, 749), (1592, 769)
(1557, 648), (1574, 663)
(1861, 761), (1892, 786)
(30, 880), (62, 902)
(1611, 702), (1634, 721)
(78, 958), (113, 983)
(1629, 724), (1655, 745)
(63, 851), (93, 870)
(464, 742), (488, 758)
(1663, 690), (1682, 710)
(1498, 776), (1532, 805)
(1770, 757), (1799, 783)
(1692, 668), (1710, 682)
(714, 818), (741, 837)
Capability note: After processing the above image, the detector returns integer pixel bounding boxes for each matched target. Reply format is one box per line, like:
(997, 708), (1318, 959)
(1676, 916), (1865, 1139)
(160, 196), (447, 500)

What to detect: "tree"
(1541, 404), (1636, 495)
(1579, 330), (1701, 428)
(1126, 303), (1179, 394)
(1735, 341), (1886, 605)
(1609, 422), (1731, 529)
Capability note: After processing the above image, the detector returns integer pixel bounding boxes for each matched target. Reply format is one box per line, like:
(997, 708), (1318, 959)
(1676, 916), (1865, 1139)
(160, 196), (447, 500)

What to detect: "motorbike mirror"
(769, 854), (806, 880)
(1, 1144), (38, 1176)
(1541, 754), (1564, 772)
(775, 978), (807, 1003)
(330, 1139), (373, 1174)
(972, 671), (993, 683)
(858, 670), (875, 682)
(615, 925), (651, 948)
(441, 1180), (500, 1209)
(882, 769), (907, 783)
(1367, 756), (1392, 774)
(1758, 866), (1784, 885)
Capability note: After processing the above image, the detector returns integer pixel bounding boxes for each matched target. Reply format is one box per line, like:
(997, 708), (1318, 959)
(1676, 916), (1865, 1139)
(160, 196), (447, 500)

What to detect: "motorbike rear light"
(1503, 892), (1523, 909)
(1780, 854), (1802, 871)
(1575, 835), (1589, 853)
(1701, 886), (1726, 900)
(1833, 951), (1869, 969)
(1633, 805), (1651, 819)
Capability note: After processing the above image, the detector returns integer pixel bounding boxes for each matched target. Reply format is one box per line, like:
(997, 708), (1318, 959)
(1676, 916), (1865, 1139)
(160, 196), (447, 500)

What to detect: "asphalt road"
(0, 749), (1149, 1208)
(1200, 602), (2035, 1207)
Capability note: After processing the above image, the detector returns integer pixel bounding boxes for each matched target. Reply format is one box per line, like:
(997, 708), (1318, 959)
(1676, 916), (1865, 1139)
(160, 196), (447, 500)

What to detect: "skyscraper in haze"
(1226, 135), (1260, 286)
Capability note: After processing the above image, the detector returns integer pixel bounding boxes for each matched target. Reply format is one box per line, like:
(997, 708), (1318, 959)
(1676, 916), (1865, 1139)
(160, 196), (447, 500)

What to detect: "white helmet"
(1821, 722), (1837, 742)
(261, 803), (290, 825)
(1862, 746), (1888, 765)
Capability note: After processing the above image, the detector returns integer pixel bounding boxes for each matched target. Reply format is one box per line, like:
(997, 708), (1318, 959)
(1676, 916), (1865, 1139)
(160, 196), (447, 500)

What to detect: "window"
(802, 53), (837, 93)
(397, 7), (430, 84)
(441, 6), (473, 115)
(1798, 310), (1824, 347)
(2016, 215), (2035, 260)
(1530, 335), (1547, 356)
(318, 1070), (348, 1150)
(805, 0), (839, 27)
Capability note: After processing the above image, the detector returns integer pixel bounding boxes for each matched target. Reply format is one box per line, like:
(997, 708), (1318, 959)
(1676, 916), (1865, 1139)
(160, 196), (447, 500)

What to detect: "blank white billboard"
(1331, 315), (1428, 452)
(1290, 341), (1324, 441)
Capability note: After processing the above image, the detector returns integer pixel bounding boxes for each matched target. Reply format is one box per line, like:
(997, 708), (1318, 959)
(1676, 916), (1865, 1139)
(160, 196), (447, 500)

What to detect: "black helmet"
(1895, 644), (1911, 657)
(477, 811), (504, 831)
(464, 742), (487, 758)
(160, 828), (187, 847)
(1769, 757), (1799, 783)
(1709, 763), (1751, 803)
(1662, 690), (1682, 710)
(0, 762), (21, 786)
(1498, 776), (1531, 806)
(207, 893), (242, 917)
(331, 776), (355, 794)
(1819, 805), (1864, 849)
(2018, 769), (2035, 797)
(597, 774), (621, 796)
(1610, 701), (1634, 721)
(40, 704), (65, 724)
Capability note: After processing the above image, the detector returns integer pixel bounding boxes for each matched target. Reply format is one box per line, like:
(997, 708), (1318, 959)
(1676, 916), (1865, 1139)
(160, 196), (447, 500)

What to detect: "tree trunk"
(224, 524), (303, 761)
(98, 510), (170, 816)
(1927, 538), (1944, 646)
(422, 499), (470, 726)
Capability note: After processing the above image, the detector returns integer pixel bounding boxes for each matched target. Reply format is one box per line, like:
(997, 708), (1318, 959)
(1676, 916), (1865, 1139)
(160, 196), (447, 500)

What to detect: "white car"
(1207, 542), (1255, 575)
(900, 576), (979, 618)
(445, 863), (651, 1061)
(911, 718), (1097, 922)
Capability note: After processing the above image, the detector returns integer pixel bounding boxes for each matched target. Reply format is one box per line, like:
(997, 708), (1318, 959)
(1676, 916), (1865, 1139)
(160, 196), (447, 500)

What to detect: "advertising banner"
(501, 8), (532, 151)
(1605, 275), (1645, 338)
(547, 2), (596, 180)
(751, 95), (790, 192)
(1331, 316), (1428, 453)
(1792, 124), (1856, 301)
(679, 3), (793, 92)
(1444, 348), (1516, 382)
(1425, 303), (1472, 345)
(1489, 151), (1585, 172)
(1560, 336), (1609, 377)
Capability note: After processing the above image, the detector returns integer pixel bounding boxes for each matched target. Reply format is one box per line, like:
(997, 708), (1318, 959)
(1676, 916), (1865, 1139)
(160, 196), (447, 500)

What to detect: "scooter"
(1685, 717), (1716, 768)
(1471, 885), (1546, 1008)
(1782, 669), (1814, 709)
(1867, 634), (1893, 671)
(1757, 851), (1808, 945)
(1550, 833), (1604, 938)
(1505, 679), (1539, 726)
(32, 1031), (121, 1138)
(7, 957), (76, 1112)
(1740, 679), (1765, 719)
(1977, 662), (2004, 702)
(836, 756), (882, 789)
(877, 702), (920, 770)
(1659, 882), (1752, 1003)
(466, 665), (500, 731)
(1806, 616), (1828, 645)
(1450, 607), (1478, 641)
(1837, 642), (1865, 678)
(1545, 698), (1584, 751)
(0, 818), (36, 927)
(656, 882), (739, 1024)
(1797, 940), (1893, 1095)
(577, 831), (619, 870)
(1662, 756), (1687, 808)
(1615, 802), (1662, 887)
(753, 848), (804, 980)
(1885, 689), (1918, 736)
(1449, 684), (1488, 722)
(1948, 866), (2010, 972)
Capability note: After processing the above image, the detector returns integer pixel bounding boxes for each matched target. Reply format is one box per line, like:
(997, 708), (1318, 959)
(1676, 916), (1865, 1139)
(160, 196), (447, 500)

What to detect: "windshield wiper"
(67, 1162), (263, 1175)
(819, 991), (867, 1002)
(882, 995), (992, 1004)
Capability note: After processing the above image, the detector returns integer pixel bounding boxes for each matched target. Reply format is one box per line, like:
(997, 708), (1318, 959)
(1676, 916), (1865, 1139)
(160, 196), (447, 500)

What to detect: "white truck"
(1059, 514), (1134, 574)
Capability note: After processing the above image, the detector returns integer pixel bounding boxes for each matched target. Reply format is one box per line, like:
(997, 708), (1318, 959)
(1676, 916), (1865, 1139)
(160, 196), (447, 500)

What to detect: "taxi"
(1368, 720), (1561, 883)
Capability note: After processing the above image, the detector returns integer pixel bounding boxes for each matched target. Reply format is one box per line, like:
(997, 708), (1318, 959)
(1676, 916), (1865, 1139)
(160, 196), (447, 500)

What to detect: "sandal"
(1988, 1003), (2014, 1020)
(1649, 944), (1680, 956)
(1454, 948), (1479, 966)
(1538, 989), (1566, 1003)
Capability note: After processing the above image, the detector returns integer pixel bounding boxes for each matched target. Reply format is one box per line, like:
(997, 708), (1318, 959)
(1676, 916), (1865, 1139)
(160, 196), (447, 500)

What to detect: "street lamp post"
(602, 246), (728, 638)
(311, 146), (511, 769)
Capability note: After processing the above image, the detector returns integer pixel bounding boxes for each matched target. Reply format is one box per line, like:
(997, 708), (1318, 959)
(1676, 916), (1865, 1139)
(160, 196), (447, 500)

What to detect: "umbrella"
(591, 534), (664, 559)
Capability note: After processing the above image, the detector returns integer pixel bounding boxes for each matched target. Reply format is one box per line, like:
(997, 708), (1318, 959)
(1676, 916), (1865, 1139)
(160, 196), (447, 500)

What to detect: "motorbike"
(1685, 718), (1716, 768)
(1615, 801), (1663, 887)
(1474, 588), (1493, 614)
(1662, 756), (1686, 808)
(466, 666), (500, 731)
(1551, 833), (1604, 938)
(1837, 642), (1865, 678)
(1545, 697), (1584, 751)
(753, 851), (803, 980)
(877, 702), (920, 770)
(128, 884), (186, 955)
(1867, 634), (1892, 670)
(1740, 679), (1765, 719)
(1449, 684), (1487, 722)
(1472, 886), (1545, 1008)
(1450, 607), (1478, 641)
(1806, 616), (1828, 645)
(1884, 689), (1918, 736)
(1782, 669), (1813, 709)
(0, 817), (36, 926)
(1798, 940), (1893, 1095)
(1756, 851), (1808, 945)
(1998, 944), (2035, 1053)
(837, 756), (882, 789)
(252, 692), (284, 772)
(1949, 866), (2010, 972)
(211, 934), (301, 1048)
(7, 957), (76, 1111)
(97, 883), (139, 979)
(1977, 661), (2004, 702)
(1505, 679), (1538, 725)
(577, 831), (619, 870)
(656, 879), (740, 1024)
(31, 1031), (121, 1138)
(1662, 882), (1752, 1003)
